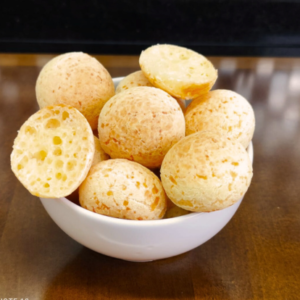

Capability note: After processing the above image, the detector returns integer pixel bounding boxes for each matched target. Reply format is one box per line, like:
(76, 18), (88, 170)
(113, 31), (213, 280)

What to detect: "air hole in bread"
(46, 119), (60, 129)
(56, 173), (62, 180)
(67, 160), (77, 171)
(33, 150), (47, 161)
(55, 160), (63, 169)
(42, 113), (51, 119)
(53, 148), (62, 156)
(25, 126), (36, 135)
(53, 136), (62, 145)
(62, 111), (69, 120)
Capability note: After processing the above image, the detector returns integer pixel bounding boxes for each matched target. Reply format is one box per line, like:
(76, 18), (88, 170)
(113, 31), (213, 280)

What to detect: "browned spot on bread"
(169, 176), (177, 185)
(177, 199), (194, 207)
(152, 185), (159, 194)
(151, 196), (160, 211)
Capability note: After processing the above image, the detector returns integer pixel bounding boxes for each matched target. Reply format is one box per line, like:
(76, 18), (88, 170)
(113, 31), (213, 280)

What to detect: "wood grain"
(0, 54), (300, 300)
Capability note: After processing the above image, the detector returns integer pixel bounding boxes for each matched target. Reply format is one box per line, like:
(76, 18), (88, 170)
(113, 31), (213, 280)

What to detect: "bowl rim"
(113, 76), (126, 83)
(42, 141), (253, 227)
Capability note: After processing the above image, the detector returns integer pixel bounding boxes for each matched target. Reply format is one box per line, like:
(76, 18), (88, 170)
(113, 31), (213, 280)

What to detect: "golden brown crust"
(79, 159), (167, 220)
(185, 90), (255, 148)
(160, 131), (253, 212)
(139, 44), (217, 100)
(98, 86), (185, 168)
(36, 52), (115, 129)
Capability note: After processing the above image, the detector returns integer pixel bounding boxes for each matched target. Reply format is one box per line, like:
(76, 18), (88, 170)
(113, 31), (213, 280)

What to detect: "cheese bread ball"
(161, 131), (253, 212)
(98, 87), (185, 168)
(116, 70), (186, 112)
(11, 105), (95, 198)
(140, 44), (217, 100)
(79, 159), (167, 220)
(185, 90), (255, 148)
(92, 136), (109, 166)
(36, 52), (115, 130)
(116, 70), (153, 93)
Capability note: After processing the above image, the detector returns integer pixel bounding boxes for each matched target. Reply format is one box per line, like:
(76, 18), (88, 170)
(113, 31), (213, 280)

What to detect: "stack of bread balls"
(11, 45), (254, 221)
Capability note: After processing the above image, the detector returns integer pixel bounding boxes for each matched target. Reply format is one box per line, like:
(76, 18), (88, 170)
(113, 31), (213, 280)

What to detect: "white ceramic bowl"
(40, 77), (254, 262)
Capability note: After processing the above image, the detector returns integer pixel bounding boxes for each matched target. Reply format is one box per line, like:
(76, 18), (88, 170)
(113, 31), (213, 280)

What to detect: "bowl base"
(124, 259), (154, 263)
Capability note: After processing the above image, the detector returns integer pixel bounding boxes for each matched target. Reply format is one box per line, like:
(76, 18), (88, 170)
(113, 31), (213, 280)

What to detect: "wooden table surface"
(0, 54), (300, 300)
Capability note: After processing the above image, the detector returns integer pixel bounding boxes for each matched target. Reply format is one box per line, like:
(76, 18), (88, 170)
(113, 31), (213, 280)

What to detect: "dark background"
(1, 0), (300, 56)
